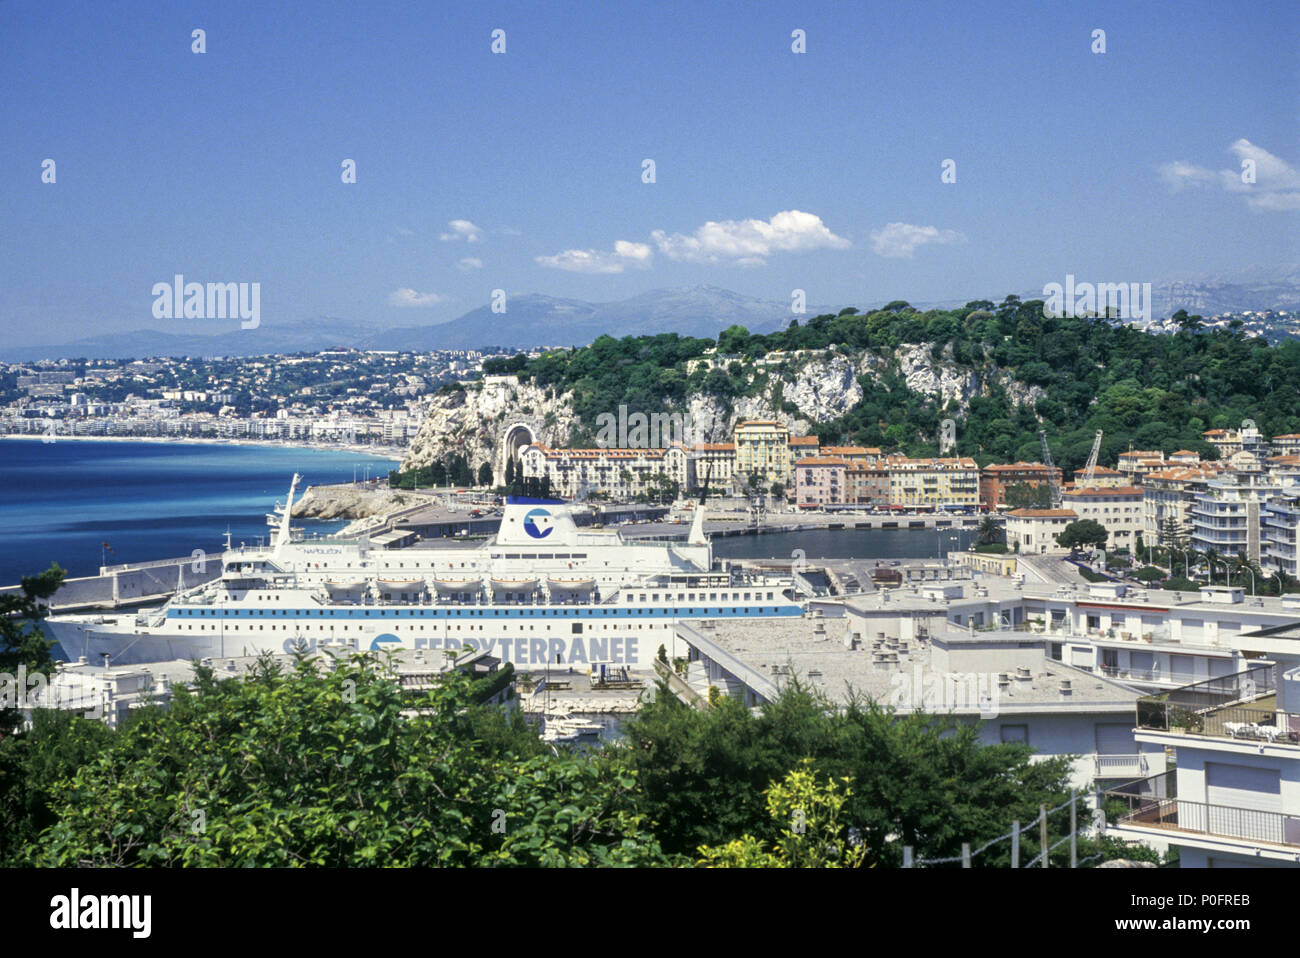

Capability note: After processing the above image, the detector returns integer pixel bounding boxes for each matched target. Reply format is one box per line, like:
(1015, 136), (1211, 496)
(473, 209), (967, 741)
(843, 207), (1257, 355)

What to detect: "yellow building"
(885, 456), (980, 509)
(733, 420), (791, 485)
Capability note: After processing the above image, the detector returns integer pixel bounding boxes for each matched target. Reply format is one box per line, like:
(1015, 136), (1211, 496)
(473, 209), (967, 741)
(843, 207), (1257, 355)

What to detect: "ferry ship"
(45, 475), (804, 669)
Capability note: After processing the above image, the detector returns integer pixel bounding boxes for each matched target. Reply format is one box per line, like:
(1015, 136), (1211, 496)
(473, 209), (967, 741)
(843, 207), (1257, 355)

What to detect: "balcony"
(1095, 753), (1158, 779)
(1135, 664), (1300, 745)
(1106, 771), (1300, 849)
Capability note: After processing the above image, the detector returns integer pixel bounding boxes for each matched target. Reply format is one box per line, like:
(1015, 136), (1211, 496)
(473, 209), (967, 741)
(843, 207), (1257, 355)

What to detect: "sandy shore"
(1, 433), (405, 461)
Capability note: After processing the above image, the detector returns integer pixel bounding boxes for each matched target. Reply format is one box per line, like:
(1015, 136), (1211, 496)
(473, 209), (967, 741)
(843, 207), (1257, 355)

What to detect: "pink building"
(795, 457), (849, 507)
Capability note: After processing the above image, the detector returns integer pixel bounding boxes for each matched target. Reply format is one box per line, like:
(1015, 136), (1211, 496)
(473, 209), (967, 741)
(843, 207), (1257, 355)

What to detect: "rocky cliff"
(291, 484), (431, 520)
(400, 344), (1044, 470)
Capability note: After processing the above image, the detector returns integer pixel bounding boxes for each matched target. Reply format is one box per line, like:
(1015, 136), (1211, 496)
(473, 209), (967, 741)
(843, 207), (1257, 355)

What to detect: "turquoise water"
(0, 440), (398, 585)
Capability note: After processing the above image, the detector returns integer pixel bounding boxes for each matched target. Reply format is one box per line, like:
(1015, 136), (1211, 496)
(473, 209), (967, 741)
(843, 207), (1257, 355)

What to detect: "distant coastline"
(0, 433), (405, 462)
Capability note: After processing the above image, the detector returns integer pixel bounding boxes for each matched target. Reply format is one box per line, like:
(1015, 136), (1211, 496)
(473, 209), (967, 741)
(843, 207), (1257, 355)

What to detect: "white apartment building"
(518, 443), (688, 499)
(1190, 474), (1282, 563)
(1004, 508), (1077, 554)
(1142, 466), (1221, 543)
(1262, 491), (1300, 578)
(1107, 663), (1300, 867)
(1061, 486), (1144, 551)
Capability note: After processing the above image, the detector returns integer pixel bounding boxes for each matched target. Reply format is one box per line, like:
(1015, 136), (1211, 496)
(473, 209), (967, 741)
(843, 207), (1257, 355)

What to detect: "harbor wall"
(0, 555), (221, 611)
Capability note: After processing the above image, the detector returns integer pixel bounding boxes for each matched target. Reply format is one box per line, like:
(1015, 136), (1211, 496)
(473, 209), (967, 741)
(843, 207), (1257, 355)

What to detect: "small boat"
(325, 579), (368, 595)
(433, 577), (480, 595)
(377, 578), (425, 591)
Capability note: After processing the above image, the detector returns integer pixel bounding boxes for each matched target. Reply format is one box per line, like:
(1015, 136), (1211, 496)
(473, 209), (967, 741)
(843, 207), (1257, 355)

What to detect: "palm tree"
(1231, 551), (1260, 595)
(977, 515), (1001, 546)
(1204, 549), (1223, 585)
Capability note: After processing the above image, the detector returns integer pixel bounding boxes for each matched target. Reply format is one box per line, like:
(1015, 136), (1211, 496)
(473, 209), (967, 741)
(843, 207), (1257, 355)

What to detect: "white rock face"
(402, 377), (579, 473)
(783, 354), (864, 423)
(401, 344), (1044, 469)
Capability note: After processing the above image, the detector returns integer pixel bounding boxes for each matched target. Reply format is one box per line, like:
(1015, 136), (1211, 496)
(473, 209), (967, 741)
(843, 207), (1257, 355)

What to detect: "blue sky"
(3, 0), (1298, 344)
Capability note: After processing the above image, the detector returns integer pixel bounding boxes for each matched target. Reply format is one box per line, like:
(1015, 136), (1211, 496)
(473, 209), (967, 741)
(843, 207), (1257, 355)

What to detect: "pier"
(0, 554), (222, 613)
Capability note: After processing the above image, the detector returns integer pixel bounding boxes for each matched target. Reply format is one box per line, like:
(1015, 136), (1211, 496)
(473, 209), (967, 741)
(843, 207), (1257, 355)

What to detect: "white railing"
(1095, 754), (1150, 778)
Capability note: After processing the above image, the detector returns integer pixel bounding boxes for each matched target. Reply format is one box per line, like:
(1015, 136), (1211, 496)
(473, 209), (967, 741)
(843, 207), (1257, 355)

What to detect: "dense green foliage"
(388, 455), (477, 489)
(1058, 519), (1110, 551)
(25, 654), (665, 867)
(483, 299), (1300, 472)
(1, 601), (1162, 868)
(618, 683), (1138, 867)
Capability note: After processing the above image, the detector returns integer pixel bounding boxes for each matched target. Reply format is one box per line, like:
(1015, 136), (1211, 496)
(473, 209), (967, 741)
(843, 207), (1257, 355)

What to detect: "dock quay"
(0, 554), (221, 613)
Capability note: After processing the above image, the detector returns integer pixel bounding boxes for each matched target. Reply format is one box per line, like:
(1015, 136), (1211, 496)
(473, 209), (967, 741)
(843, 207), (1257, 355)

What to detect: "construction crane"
(1081, 430), (1104, 488)
(1039, 430), (1063, 507)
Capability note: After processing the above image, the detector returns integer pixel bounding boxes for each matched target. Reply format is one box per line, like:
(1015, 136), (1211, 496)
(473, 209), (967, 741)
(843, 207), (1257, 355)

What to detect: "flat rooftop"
(829, 578), (1300, 618)
(678, 616), (1142, 714)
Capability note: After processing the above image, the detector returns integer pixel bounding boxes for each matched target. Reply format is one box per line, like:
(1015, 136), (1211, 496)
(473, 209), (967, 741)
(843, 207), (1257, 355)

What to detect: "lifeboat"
(325, 579), (368, 595)
(377, 578), (426, 591)
(433, 578), (480, 595)
(491, 577), (538, 600)
(547, 576), (596, 595)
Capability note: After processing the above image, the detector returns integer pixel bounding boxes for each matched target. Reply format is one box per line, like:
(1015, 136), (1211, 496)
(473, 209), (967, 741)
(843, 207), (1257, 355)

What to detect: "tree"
(696, 760), (865, 868)
(1004, 483), (1052, 510)
(33, 653), (667, 867)
(1057, 519), (1108, 552)
(976, 515), (1002, 545)
(0, 564), (65, 735)
(505, 456), (516, 485)
(477, 463), (493, 487)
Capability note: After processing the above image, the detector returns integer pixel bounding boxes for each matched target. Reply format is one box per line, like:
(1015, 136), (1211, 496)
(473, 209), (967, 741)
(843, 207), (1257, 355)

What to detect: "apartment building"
(686, 442), (736, 493)
(1067, 465), (1127, 489)
(1274, 434), (1300, 457)
(1262, 491), (1300, 578)
(1107, 663), (1300, 867)
(1142, 465), (1222, 543)
(1061, 485), (1144, 551)
(821, 445), (882, 462)
(886, 456), (980, 510)
(675, 613), (1159, 791)
(794, 457), (848, 507)
(1116, 450), (1167, 482)
(1189, 474), (1282, 563)
(1004, 508), (1077, 554)
(847, 462), (891, 506)
(733, 420), (791, 486)
(979, 461), (1061, 511)
(787, 434), (820, 462)
(1203, 428), (1245, 460)
(518, 444), (688, 499)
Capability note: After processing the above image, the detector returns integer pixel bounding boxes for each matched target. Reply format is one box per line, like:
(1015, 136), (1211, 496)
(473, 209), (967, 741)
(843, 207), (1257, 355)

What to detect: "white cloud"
(1158, 161), (1216, 191)
(868, 222), (965, 258)
(535, 240), (653, 274)
(396, 227), (414, 236)
(651, 210), (849, 266)
(388, 288), (445, 307)
(1160, 140), (1300, 211)
(1219, 139), (1300, 210)
(501, 226), (523, 236)
(457, 257), (484, 271)
(439, 219), (483, 242)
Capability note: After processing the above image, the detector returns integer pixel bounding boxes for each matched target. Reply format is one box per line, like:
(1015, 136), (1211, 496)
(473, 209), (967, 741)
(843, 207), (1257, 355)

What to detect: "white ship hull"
(45, 601), (803, 669)
(45, 486), (803, 671)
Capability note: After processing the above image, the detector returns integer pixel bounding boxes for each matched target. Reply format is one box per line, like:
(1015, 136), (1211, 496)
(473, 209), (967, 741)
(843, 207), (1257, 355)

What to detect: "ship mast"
(273, 473), (301, 560)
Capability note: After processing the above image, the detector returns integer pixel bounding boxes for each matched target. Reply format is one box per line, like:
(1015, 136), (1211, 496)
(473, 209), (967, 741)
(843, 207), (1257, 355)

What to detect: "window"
(1000, 725), (1028, 744)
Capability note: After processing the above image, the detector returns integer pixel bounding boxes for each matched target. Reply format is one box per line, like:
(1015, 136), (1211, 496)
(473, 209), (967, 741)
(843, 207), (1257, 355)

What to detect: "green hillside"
(482, 296), (1300, 472)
